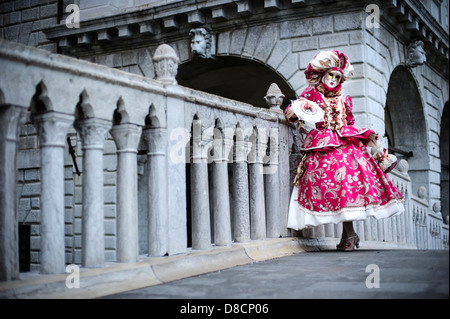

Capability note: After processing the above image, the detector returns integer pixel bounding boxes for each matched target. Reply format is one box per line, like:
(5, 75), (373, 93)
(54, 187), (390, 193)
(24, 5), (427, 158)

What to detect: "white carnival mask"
(321, 70), (342, 88)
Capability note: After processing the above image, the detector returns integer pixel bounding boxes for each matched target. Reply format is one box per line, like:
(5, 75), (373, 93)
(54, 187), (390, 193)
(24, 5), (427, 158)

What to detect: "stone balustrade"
(0, 39), (289, 280)
(0, 38), (448, 283)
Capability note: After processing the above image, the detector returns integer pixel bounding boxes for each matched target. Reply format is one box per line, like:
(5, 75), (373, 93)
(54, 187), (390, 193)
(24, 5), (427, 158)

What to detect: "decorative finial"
(153, 44), (180, 85)
(264, 83), (285, 113)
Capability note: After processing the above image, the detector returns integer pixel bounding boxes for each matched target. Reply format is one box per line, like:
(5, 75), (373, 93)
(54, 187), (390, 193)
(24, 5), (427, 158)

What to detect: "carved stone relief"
(189, 28), (215, 59)
(406, 40), (426, 67)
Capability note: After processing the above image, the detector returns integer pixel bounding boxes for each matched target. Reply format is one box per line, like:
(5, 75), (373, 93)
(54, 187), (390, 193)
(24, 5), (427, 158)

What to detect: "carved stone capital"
(192, 135), (213, 163)
(110, 123), (142, 153)
(211, 137), (234, 163)
(32, 112), (73, 148)
(74, 118), (111, 150)
(142, 127), (167, 156)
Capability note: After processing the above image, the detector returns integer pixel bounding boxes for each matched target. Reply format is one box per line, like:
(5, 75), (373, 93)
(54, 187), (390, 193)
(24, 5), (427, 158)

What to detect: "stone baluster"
(356, 220), (365, 242)
(143, 127), (168, 256)
(0, 104), (26, 281)
(110, 123), (142, 262)
(412, 207), (418, 247)
(32, 112), (73, 274)
(334, 223), (343, 241)
(190, 122), (212, 250)
(400, 208), (407, 244)
(417, 209), (423, 248)
(212, 135), (232, 246)
(394, 216), (400, 242)
(232, 129), (250, 242)
(422, 211), (427, 249)
(313, 225), (325, 238)
(416, 209), (422, 248)
(364, 218), (372, 241)
(324, 224), (335, 238)
(377, 219), (384, 242)
(264, 130), (281, 238)
(74, 118), (110, 268)
(248, 129), (267, 240)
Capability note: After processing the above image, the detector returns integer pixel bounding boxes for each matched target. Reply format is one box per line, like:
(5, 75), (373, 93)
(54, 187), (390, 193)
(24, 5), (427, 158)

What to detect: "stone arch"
(440, 101), (449, 223)
(113, 97), (130, 125)
(30, 81), (53, 114)
(214, 118), (224, 133)
(385, 65), (429, 196)
(145, 104), (160, 128)
(177, 56), (296, 110)
(75, 89), (94, 120)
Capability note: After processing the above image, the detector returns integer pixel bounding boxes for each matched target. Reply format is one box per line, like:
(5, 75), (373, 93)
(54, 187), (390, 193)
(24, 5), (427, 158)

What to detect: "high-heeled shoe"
(336, 234), (360, 251)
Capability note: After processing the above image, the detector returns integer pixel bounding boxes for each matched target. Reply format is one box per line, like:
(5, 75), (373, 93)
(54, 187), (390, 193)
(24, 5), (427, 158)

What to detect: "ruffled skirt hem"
(287, 186), (405, 230)
(300, 125), (374, 151)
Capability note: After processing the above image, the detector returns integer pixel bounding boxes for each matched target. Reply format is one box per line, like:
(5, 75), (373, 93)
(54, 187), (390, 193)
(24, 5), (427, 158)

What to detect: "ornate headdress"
(304, 50), (354, 86)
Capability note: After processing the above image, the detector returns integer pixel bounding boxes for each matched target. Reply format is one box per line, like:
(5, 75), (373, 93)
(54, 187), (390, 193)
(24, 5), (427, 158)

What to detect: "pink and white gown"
(287, 86), (405, 230)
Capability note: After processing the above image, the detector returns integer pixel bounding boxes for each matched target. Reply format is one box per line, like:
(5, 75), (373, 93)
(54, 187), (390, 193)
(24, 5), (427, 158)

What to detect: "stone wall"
(0, 0), (59, 52)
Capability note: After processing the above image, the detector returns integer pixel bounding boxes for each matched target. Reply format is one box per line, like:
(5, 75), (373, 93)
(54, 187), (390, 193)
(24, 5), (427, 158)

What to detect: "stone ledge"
(0, 237), (416, 299)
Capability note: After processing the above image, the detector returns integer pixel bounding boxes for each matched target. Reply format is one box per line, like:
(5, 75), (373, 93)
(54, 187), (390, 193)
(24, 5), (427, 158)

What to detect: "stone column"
(165, 89), (187, 255)
(278, 122), (291, 237)
(0, 105), (26, 281)
(232, 132), (250, 242)
(143, 127), (168, 257)
(248, 133), (266, 240)
(190, 130), (212, 250)
(264, 131), (281, 238)
(74, 118), (110, 268)
(212, 136), (232, 246)
(32, 112), (73, 274)
(110, 123), (142, 262)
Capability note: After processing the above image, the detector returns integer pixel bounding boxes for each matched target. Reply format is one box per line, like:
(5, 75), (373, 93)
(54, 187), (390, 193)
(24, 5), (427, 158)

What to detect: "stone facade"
(1, 0), (449, 275)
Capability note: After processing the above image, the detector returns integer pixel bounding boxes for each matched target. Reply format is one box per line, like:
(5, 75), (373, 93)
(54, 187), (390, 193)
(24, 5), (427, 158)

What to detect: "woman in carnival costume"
(285, 50), (405, 251)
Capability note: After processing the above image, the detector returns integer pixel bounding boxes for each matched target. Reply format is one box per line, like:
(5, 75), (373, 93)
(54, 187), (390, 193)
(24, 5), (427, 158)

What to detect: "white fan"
(286, 98), (324, 131)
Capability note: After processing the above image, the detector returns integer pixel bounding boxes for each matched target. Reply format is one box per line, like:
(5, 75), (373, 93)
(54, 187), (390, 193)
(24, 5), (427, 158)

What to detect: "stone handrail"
(0, 39), (289, 281)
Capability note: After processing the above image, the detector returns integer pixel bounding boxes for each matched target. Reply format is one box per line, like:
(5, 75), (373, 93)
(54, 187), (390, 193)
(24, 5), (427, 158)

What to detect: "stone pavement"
(101, 249), (449, 300)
